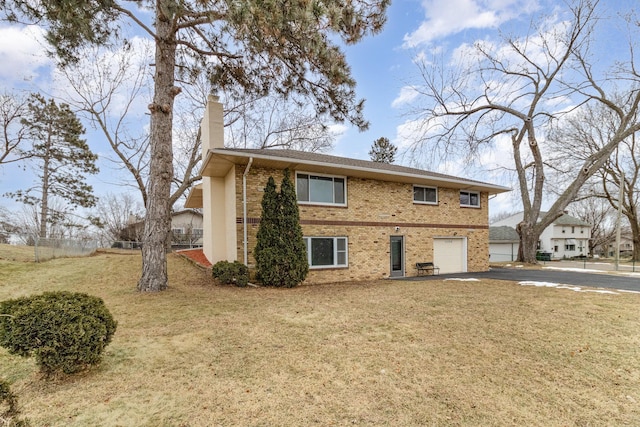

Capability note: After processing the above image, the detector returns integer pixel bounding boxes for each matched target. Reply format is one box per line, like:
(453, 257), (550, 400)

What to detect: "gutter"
(242, 157), (253, 266)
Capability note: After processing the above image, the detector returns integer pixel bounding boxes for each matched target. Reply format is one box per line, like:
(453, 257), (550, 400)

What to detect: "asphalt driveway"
(405, 267), (640, 293)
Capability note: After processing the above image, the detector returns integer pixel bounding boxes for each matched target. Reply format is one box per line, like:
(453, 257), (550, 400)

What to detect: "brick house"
(185, 96), (509, 283)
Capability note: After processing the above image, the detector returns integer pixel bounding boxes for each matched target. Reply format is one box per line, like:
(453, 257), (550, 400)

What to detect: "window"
(192, 228), (203, 237)
(172, 227), (184, 235)
(413, 185), (437, 204)
(460, 190), (480, 207)
(303, 237), (348, 268)
(296, 173), (346, 205)
(565, 244), (576, 251)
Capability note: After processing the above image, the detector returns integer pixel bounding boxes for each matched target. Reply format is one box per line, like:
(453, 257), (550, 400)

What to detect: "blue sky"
(0, 0), (635, 215)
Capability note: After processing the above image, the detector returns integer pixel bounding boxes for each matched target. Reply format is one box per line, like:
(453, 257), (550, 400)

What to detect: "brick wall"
(234, 166), (489, 284)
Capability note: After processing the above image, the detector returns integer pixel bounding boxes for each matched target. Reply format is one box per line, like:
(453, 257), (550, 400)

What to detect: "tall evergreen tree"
(255, 169), (308, 287)
(2, 0), (390, 291)
(5, 94), (98, 239)
(254, 176), (279, 284)
(369, 137), (397, 163)
(278, 169), (309, 287)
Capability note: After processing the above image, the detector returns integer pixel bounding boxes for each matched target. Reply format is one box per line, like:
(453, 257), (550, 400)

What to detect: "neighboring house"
(595, 234), (634, 257)
(185, 96), (510, 283)
(117, 210), (203, 248)
(171, 209), (204, 247)
(489, 226), (520, 262)
(492, 212), (591, 259)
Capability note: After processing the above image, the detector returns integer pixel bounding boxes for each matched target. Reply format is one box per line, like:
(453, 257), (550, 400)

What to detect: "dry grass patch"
(0, 250), (639, 426)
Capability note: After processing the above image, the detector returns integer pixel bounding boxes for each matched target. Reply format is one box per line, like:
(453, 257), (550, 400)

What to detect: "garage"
(433, 237), (467, 274)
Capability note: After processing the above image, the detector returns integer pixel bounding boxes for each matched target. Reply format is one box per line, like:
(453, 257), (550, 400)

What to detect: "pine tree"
(5, 93), (98, 239)
(369, 137), (397, 163)
(255, 169), (308, 287)
(3, 0), (390, 291)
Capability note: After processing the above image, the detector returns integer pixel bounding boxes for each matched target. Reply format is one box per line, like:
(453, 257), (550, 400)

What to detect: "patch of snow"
(543, 266), (602, 273)
(621, 272), (640, 278)
(444, 278), (480, 282)
(519, 281), (619, 295)
(515, 265), (524, 268)
(619, 289), (640, 295)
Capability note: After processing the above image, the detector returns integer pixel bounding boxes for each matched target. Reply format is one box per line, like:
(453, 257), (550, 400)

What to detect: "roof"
(201, 148), (510, 193)
(552, 213), (591, 227)
(489, 226), (520, 242)
(491, 211), (591, 228)
(172, 209), (202, 218)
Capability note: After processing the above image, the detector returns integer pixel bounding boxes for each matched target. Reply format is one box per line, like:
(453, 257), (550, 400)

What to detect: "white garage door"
(433, 237), (467, 274)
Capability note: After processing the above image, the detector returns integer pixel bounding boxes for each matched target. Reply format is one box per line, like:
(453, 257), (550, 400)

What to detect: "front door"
(390, 236), (404, 277)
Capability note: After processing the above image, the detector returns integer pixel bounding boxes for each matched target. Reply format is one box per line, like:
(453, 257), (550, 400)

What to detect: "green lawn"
(1, 245), (639, 426)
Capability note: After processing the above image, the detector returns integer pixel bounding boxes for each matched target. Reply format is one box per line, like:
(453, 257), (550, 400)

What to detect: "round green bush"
(212, 260), (249, 287)
(0, 291), (117, 376)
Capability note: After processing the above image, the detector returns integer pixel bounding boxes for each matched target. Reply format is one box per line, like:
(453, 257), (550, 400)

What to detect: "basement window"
(304, 237), (348, 268)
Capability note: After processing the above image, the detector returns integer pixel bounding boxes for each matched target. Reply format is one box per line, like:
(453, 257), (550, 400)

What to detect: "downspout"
(242, 157), (253, 266)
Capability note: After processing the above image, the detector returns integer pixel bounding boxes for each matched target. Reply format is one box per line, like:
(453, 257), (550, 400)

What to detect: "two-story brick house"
(185, 96), (509, 283)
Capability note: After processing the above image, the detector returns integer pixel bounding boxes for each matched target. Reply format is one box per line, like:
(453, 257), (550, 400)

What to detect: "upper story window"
(172, 227), (185, 235)
(296, 172), (346, 206)
(460, 190), (480, 208)
(413, 185), (438, 204)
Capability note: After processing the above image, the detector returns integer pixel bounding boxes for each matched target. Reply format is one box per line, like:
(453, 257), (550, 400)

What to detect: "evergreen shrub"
(254, 170), (308, 287)
(212, 260), (249, 287)
(0, 292), (117, 376)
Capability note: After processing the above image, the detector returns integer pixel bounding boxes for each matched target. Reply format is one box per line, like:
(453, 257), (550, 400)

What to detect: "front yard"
(0, 246), (639, 426)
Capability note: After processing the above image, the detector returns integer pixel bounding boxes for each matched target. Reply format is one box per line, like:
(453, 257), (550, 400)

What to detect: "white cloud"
(0, 25), (51, 83)
(404, 0), (540, 48)
(391, 85), (420, 108)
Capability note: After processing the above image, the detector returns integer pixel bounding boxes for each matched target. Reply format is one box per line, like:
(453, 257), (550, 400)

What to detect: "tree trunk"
(138, 1), (177, 292)
(516, 220), (540, 263)
(630, 218), (640, 262)
(39, 132), (52, 240)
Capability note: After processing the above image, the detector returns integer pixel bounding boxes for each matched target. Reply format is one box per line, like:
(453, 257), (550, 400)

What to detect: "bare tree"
(0, 91), (29, 165)
(224, 93), (335, 152)
(56, 42), (154, 205)
(93, 192), (144, 244)
(405, 0), (640, 263)
(547, 97), (640, 260)
(58, 43), (336, 213)
(567, 193), (616, 257)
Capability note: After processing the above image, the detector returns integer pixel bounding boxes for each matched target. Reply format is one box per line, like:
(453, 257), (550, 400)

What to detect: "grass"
(0, 244), (639, 426)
